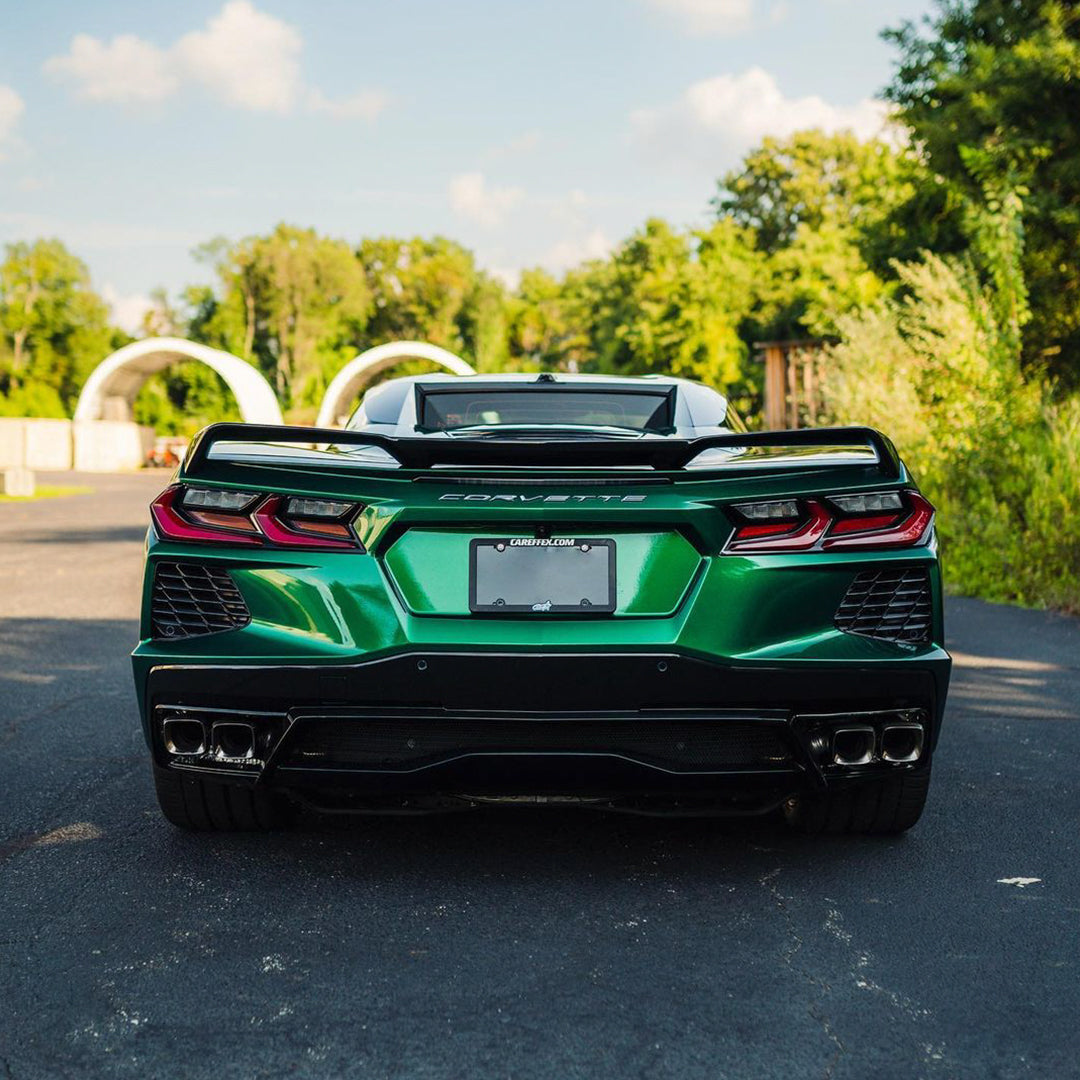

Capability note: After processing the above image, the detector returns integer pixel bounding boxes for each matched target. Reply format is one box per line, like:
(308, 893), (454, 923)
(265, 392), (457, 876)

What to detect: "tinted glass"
(420, 390), (672, 431)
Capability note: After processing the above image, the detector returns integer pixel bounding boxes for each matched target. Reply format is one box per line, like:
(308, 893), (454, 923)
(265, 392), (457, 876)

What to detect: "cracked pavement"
(1, 473), (1079, 1078)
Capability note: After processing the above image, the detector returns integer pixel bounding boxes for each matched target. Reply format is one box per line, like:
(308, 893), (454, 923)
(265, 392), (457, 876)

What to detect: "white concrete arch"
(316, 341), (475, 428)
(73, 336), (284, 425)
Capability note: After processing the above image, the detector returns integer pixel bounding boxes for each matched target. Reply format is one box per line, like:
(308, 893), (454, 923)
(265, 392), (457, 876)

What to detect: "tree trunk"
(243, 288), (255, 359)
(12, 327), (27, 372)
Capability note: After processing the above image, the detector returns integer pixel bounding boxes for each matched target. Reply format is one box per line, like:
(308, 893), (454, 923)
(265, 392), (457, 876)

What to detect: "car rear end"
(133, 410), (950, 833)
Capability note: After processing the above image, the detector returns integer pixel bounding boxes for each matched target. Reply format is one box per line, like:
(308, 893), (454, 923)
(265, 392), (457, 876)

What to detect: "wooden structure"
(755, 339), (829, 430)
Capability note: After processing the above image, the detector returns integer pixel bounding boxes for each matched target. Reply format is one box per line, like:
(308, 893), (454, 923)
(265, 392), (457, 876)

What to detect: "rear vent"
(280, 715), (792, 773)
(151, 562), (250, 640)
(835, 567), (932, 644)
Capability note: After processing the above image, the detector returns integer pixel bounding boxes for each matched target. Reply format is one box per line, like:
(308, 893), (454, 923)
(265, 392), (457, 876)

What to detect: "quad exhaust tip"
(800, 709), (927, 769)
(881, 722), (925, 764)
(212, 721), (256, 760)
(163, 717), (207, 756)
(831, 726), (876, 767)
(162, 717), (257, 759)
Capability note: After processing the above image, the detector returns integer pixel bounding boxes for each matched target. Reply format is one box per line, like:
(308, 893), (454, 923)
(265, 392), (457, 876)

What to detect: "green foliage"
(823, 252), (1080, 612)
(132, 366), (243, 437)
(715, 130), (917, 256)
(590, 218), (752, 386)
(711, 129), (954, 350)
(0, 484), (93, 503)
(504, 219), (760, 404)
(0, 379), (67, 418)
(194, 225), (371, 406)
(885, 0), (1080, 379)
(0, 239), (118, 411)
(506, 268), (579, 370)
(356, 235), (506, 366)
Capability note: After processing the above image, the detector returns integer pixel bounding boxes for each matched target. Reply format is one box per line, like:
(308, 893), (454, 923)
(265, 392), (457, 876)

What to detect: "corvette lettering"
(438, 494), (646, 503)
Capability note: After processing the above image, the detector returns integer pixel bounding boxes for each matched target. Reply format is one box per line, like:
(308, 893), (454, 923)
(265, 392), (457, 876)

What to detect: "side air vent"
(835, 567), (932, 644)
(151, 562), (250, 640)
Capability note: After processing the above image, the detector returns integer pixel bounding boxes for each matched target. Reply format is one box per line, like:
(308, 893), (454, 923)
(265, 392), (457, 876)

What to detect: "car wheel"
(783, 764), (931, 836)
(153, 765), (296, 831)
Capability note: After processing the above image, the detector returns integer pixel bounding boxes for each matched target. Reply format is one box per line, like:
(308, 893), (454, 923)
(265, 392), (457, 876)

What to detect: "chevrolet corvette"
(134, 373), (950, 833)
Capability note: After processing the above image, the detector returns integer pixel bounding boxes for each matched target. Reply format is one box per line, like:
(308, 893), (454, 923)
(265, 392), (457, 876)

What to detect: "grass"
(0, 484), (93, 503)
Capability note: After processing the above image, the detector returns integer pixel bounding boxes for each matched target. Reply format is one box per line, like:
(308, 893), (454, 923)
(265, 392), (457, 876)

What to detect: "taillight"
(252, 496), (357, 550)
(823, 492), (934, 550)
(151, 485), (364, 550)
(723, 491), (933, 554)
(152, 487), (262, 546)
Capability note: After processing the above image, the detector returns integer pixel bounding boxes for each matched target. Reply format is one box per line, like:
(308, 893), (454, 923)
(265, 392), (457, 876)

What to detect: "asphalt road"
(2, 473), (1079, 1080)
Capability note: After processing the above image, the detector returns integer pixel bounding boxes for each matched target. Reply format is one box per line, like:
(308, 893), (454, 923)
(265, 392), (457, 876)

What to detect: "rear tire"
(153, 765), (295, 831)
(783, 765), (931, 836)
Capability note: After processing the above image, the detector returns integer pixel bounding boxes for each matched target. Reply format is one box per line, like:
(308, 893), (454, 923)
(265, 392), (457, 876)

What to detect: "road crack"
(758, 869), (846, 1079)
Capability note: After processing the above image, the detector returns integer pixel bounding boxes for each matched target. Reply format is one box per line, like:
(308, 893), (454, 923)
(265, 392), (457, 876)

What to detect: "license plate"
(470, 538), (615, 614)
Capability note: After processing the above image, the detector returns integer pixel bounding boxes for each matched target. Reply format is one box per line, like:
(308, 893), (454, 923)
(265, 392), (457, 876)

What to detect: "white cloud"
(644, 0), (754, 36)
(44, 1), (383, 120)
(0, 85), (26, 154)
(503, 130), (541, 155)
(43, 34), (177, 104)
(768, 1), (790, 25)
(173, 1), (301, 113)
(484, 130), (542, 163)
(449, 172), (524, 228)
(542, 229), (611, 274)
(549, 189), (589, 230)
(306, 88), (388, 122)
(630, 67), (890, 166)
(102, 284), (156, 335)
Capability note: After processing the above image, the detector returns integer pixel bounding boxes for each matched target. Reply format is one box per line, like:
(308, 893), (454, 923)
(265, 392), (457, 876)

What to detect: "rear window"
(418, 389), (674, 432)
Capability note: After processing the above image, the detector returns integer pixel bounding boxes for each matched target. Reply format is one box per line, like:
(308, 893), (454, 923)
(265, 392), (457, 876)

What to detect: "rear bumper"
(141, 649), (950, 807)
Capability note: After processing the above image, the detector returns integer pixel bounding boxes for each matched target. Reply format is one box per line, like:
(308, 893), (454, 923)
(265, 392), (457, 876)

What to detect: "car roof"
(394, 372), (690, 386)
(349, 371), (734, 434)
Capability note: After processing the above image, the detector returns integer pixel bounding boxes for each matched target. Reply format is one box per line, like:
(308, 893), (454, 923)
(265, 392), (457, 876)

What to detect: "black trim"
(145, 652), (948, 798)
(182, 422), (902, 476)
(146, 650), (947, 722)
(415, 382), (677, 434)
(150, 562), (251, 640)
(272, 708), (795, 776)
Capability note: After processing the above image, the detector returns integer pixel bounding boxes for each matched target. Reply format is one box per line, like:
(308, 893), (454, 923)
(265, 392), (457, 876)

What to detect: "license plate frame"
(469, 538), (616, 614)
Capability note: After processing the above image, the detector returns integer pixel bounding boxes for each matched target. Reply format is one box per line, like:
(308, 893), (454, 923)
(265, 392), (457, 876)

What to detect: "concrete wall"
(73, 421), (154, 472)
(0, 419), (26, 469)
(0, 418), (153, 472)
(23, 419), (74, 470)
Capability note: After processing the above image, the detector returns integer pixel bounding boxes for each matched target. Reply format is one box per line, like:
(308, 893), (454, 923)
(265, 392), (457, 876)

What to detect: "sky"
(0, 0), (934, 332)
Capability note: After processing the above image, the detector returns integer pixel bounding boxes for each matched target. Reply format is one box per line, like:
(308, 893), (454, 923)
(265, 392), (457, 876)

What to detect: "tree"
(711, 130), (943, 346)
(714, 130), (925, 260)
(885, 0), (1080, 377)
(583, 218), (758, 388)
(506, 268), (581, 370)
(0, 239), (117, 413)
(194, 225), (371, 406)
(356, 236), (506, 367)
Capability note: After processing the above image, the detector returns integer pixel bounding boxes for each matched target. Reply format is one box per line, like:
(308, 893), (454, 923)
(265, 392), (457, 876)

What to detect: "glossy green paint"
(132, 455), (950, 732)
(384, 528), (701, 616)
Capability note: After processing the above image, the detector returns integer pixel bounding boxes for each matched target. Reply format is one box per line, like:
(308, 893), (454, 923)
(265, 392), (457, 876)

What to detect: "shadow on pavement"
(3, 525), (149, 546)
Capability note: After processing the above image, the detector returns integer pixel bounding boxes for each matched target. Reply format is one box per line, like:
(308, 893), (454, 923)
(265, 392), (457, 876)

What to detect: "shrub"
(822, 253), (1080, 613)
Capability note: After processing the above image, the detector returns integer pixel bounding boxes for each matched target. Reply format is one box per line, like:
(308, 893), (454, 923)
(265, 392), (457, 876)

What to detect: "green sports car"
(134, 373), (950, 834)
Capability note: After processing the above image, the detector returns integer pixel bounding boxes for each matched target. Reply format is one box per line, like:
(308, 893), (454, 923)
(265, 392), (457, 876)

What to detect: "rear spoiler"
(182, 422), (902, 479)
